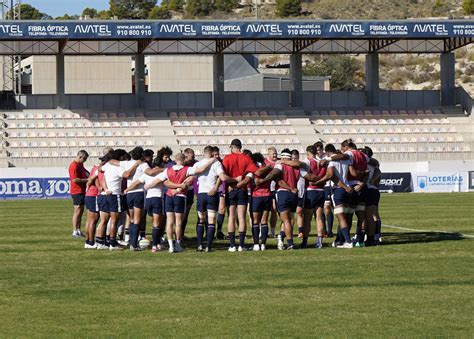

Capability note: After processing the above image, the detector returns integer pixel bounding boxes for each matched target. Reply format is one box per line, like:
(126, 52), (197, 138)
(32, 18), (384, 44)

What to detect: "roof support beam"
(215, 39), (236, 53)
(293, 39), (319, 53)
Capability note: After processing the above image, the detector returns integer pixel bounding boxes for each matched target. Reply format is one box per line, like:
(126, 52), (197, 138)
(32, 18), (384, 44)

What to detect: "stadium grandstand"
(0, 19), (473, 168)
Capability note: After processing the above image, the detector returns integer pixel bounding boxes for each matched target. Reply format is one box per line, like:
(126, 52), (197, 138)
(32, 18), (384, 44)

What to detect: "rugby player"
(83, 157), (100, 249)
(361, 146), (382, 246)
(194, 146), (237, 252)
(68, 150), (89, 238)
(95, 149), (140, 250)
(292, 150), (305, 242)
(157, 152), (215, 253)
(329, 139), (372, 246)
(182, 148), (198, 239)
(109, 147), (150, 250)
(125, 157), (185, 252)
(265, 147), (278, 238)
(249, 152), (273, 251)
(255, 149), (322, 250)
(212, 146), (227, 240)
(314, 141), (334, 238)
(222, 139), (258, 252)
(313, 144), (354, 248)
(302, 145), (327, 249)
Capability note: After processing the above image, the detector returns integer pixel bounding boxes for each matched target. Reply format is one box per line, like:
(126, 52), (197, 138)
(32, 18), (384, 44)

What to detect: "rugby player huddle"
(68, 138), (382, 253)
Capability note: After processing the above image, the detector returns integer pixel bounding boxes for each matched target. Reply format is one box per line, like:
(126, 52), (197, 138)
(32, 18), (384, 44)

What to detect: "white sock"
(168, 239), (174, 248)
(125, 234), (130, 243)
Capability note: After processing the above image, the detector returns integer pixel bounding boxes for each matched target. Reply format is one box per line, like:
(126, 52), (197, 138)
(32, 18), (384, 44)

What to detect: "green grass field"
(0, 193), (473, 337)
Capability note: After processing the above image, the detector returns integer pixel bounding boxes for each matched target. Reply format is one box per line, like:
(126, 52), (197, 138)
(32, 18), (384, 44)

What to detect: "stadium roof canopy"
(0, 20), (472, 55)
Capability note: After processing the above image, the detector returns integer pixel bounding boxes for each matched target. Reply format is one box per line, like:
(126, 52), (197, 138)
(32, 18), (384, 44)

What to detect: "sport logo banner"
(379, 173), (412, 192)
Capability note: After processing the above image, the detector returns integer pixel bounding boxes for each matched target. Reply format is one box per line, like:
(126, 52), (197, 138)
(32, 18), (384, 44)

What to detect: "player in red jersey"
(83, 157), (102, 249)
(302, 145), (328, 249)
(68, 150), (89, 238)
(249, 152), (273, 251)
(255, 149), (322, 250)
(157, 152), (215, 253)
(222, 139), (258, 252)
(265, 147), (278, 237)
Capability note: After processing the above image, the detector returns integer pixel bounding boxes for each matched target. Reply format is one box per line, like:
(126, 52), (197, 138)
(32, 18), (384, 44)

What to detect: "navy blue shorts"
(126, 191), (145, 210)
(106, 194), (124, 213)
(304, 190), (325, 210)
(350, 185), (368, 206)
(145, 197), (164, 216)
(187, 189), (195, 205)
(165, 195), (187, 214)
(324, 186), (332, 202)
(84, 196), (99, 213)
(332, 187), (351, 207)
(226, 189), (248, 206)
(98, 195), (108, 213)
(251, 195), (272, 213)
(297, 197), (304, 208)
(71, 194), (85, 206)
(276, 190), (298, 213)
(366, 188), (380, 207)
(197, 193), (219, 212)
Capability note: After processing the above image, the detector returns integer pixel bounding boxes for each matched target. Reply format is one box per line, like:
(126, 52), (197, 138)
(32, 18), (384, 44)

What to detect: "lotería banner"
(413, 172), (469, 193)
(379, 173), (412, 193)
(0, 177), (70, 200)
(0, 20), (472, 40)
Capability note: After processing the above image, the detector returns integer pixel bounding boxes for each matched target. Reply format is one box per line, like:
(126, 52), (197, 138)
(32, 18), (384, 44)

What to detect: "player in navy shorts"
(313, 144), (354, 248)
(361, 146), (382, 246)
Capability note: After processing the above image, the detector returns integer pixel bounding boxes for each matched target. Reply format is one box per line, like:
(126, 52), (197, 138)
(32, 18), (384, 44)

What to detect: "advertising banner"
(0, 21), (472, 40)
(379, 173), (412, 192)
(0, 177), (70, 200)
(413, 172), (469, 193)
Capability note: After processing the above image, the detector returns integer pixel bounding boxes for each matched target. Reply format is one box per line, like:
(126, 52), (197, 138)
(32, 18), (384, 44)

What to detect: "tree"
(109, 0), (157, 19)
(97, 10), (112, 19)
(82, 8), (98, 18)
(275, 0), (301, 17)
(148, 5), (171, 19)
(303, 56), (363, 91)
(214, 0), (239, 13)
(8, 4), (49, 20)
(463, 0), (474, 14)
(55, 14), (80, 20)
(185, 0), (214, 16)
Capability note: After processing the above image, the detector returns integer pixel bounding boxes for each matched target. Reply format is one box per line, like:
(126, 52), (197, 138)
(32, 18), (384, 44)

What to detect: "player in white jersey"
(125, 162), (186, 252)
(194, 146), (237, 252)
(156, 152), (216, 253)
(121, 147), (150, 249)
(313, 144), (354, 248)
(95, 149), (140, 250)
(212, 147), (227, 240)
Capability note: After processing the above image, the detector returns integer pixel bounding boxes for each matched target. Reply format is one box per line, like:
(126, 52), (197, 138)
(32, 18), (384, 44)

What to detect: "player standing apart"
(68, 150), (89, 238)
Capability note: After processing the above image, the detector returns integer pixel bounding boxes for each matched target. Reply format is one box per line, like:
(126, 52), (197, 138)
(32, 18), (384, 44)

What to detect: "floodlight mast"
(1, 0), (21, 95)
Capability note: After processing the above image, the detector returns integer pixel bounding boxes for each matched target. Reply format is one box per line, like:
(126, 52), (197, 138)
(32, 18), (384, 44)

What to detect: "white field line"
(382, 224), (474, 239)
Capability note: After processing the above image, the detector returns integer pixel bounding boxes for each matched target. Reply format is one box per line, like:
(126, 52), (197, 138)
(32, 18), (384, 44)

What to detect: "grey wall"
(14, 89), (460, 110)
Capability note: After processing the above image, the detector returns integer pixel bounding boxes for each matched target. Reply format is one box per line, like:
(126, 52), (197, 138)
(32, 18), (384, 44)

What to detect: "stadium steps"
(148, 119), (179, 152)
(286, 117), (319, 147)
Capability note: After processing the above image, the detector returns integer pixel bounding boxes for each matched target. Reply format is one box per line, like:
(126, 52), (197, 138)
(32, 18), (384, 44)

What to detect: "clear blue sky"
(25, 0), (110, 17)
